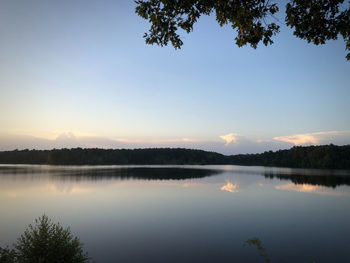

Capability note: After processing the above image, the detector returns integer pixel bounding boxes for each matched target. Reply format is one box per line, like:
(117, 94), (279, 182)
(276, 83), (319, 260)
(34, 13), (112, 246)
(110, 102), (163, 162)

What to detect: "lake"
(1, 165), (350, 262)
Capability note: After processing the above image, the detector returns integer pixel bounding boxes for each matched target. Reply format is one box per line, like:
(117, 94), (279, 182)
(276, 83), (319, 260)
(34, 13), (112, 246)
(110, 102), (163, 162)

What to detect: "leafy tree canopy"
(135, 0), (350, 59)
(0, 215), (90, 263)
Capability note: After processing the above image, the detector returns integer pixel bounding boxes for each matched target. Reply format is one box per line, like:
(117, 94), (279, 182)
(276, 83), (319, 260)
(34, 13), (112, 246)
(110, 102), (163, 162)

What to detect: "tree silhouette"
(135, 0), (350, 60)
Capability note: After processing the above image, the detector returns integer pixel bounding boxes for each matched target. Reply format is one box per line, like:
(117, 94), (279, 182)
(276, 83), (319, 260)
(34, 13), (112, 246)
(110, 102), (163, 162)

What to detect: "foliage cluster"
(0, 215), (89, 263)
(135, 0), (350, 59)
(136, 0), (280, 49)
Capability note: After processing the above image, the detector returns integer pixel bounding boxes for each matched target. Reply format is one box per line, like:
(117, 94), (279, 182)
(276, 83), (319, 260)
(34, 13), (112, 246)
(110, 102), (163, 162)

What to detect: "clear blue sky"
(0, 0), (349, 154)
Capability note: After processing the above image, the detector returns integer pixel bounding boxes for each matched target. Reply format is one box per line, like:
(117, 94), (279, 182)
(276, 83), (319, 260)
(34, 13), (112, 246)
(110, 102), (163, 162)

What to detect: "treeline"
(0, 145), (349, 169)
(0, 148), (226, 165)
(230, 144), (350, 169)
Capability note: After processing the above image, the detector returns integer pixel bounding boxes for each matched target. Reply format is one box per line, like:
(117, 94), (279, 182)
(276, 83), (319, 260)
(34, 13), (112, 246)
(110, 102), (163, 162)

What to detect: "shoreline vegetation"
(0, 144), (349, 170)
(0, 215), (90, 263)
(0, 215), (270, 263)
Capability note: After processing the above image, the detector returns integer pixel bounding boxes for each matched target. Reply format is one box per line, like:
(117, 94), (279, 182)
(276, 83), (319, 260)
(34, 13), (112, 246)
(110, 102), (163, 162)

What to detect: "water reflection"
(1, 182), (95, 199)
(275, 183), (349, 196)
(264, 172), (350, 188)
(1, 165), (350, 263)
(1, 165), (350, 189)
(220, 181), (239, 193)
(276, 183), (318, 193)
(0, 166), (220, 181)
(47, 183), (94, 195)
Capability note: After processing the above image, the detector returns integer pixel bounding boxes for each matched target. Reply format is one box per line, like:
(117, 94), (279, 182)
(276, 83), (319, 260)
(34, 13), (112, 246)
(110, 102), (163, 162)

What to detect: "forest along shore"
(0, 145), (349, 169)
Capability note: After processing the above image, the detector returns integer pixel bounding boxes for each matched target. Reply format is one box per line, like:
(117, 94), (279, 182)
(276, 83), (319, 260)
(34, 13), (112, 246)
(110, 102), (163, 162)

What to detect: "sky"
(0, 0), (349, 154)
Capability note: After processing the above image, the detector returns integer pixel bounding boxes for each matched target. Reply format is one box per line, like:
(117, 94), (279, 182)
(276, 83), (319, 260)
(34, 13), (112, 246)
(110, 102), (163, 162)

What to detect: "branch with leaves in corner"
(135, 0), (350, 60)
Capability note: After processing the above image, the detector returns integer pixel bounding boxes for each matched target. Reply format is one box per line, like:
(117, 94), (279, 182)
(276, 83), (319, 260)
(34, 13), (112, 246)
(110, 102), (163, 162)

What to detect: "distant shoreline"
(0, 145), (349, 170)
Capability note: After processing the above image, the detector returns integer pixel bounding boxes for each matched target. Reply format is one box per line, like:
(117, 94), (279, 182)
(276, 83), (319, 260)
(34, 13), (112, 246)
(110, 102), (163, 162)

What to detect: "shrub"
(0, 215), (89, 263)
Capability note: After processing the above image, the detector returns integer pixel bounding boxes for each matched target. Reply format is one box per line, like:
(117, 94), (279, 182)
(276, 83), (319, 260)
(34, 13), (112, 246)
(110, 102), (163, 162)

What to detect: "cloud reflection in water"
(220, 181), (239, 193)
(275, 183), (348, 196)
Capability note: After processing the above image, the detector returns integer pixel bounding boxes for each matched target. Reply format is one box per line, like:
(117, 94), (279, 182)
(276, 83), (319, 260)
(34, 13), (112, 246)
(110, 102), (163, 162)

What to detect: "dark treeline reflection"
(0, 166), (220, 181)
(264, 172), (350, 188)
(1, 165), (350, 188)
(57, 168), (221, 181)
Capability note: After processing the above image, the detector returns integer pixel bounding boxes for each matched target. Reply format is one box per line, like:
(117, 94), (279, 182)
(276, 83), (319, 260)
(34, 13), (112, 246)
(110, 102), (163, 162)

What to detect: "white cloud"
(219, 133), (240, 145)
(274, 134), (319, 145)
(217, 133), (292, 154)
(273, 131), (350, 145)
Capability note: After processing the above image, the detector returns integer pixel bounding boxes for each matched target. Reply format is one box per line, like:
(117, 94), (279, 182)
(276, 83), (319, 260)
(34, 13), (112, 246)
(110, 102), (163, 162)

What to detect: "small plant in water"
(0, 215), (90, 263)
(244, 237), (270, 263)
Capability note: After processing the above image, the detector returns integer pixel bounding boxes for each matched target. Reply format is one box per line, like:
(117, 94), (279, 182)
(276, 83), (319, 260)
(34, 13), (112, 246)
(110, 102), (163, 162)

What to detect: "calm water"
(1, 165), (350, 262)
